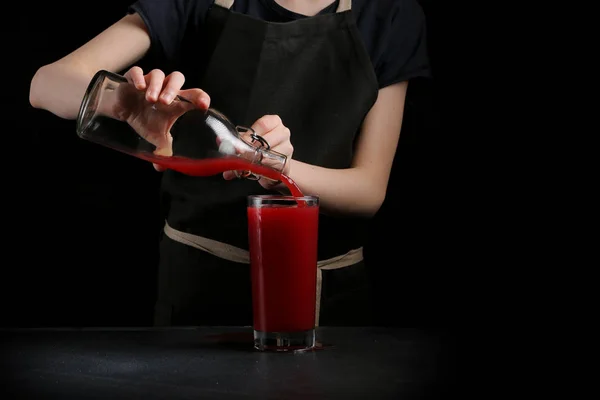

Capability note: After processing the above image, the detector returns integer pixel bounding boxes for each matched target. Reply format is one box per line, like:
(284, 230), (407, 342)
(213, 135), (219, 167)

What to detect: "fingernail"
(148, 91), (158, 100)
(161, 93), (173, 103)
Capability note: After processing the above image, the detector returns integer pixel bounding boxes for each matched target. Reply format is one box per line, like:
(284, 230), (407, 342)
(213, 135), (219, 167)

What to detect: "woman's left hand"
(223, 114), (294, 190)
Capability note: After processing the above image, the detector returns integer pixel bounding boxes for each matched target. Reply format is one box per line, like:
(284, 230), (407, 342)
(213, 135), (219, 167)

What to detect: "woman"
(29, 0), (430, 326)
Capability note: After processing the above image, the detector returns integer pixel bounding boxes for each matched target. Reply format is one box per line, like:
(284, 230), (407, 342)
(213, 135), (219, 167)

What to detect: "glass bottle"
(76, 70), (286, 180)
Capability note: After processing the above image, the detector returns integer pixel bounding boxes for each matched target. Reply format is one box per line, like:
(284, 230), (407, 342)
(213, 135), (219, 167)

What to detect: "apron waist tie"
(163, 221), (363, 325)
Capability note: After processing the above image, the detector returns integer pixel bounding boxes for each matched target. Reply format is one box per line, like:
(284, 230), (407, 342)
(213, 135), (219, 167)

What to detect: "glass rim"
(248, 194), (318, 201)
(248, 194), (319, 207)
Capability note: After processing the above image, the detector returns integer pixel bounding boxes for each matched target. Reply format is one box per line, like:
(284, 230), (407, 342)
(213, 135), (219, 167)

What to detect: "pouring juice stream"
(136, 153), (304, 198)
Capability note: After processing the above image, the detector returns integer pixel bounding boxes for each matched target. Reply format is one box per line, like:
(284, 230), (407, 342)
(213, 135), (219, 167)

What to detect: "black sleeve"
(375, 0), (431, 88)
(128, 0), (210, 63)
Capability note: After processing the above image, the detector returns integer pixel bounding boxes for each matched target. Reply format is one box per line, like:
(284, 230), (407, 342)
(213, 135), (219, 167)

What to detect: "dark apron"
(155, 0), (379, 327)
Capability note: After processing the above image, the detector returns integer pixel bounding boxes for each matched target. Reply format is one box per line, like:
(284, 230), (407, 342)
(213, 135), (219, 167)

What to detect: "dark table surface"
(0, 326), (450, 399)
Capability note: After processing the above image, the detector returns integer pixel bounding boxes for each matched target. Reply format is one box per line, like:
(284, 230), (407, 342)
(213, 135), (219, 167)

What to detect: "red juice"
(137, 153), (303, 197)
(247, 201), (319, 332)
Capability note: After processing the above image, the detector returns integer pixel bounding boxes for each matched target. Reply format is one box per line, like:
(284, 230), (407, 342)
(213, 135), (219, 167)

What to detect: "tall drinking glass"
(247, 195), (319, 351)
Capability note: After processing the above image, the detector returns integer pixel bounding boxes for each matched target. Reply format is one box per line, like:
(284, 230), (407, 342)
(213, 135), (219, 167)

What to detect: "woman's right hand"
(119, 66), (211, 171)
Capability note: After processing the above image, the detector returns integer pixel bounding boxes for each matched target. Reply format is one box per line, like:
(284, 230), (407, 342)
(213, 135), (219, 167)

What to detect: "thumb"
(178, 88), (211, 110)
(153, 163), (167, 172)
(223, 170), (237, 180)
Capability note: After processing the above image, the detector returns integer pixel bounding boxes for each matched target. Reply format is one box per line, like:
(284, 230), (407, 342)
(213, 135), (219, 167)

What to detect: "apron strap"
(214, 0), (234, 9)
(163, 221), (363, 327)
(164, 220), (250, 263)
(336, 0), (351, 12)
(164, 220), (363, 268)
(214, 0), (352, 12)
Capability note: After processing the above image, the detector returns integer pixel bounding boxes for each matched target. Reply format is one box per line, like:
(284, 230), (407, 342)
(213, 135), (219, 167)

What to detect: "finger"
(153, 163), (166, 172)
(260, 125), (291, 149)
(223, 170), (237, 180)
(144, 69), (166, 103)
(159, 71), (186, 105)
(251, 115), (282, 136)
(179, 88), (211, 110)
(270, 142), (294, 159)
(124, 66), (146, 90)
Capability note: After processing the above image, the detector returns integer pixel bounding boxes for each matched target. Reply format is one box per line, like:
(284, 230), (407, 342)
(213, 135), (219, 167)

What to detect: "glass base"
(253, 328), (315, 352)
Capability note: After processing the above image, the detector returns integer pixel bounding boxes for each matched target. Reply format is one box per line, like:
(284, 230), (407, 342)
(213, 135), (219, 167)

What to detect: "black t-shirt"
(128, 0), (431, 89)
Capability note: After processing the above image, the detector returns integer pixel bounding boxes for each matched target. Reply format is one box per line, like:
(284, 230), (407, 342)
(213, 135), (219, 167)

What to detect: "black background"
(3, 0), (444, 329)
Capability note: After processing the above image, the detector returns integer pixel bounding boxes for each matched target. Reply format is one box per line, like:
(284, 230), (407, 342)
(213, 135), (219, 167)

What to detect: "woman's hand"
(223, 114), (294, 190)
(120, 66), (211, 171)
